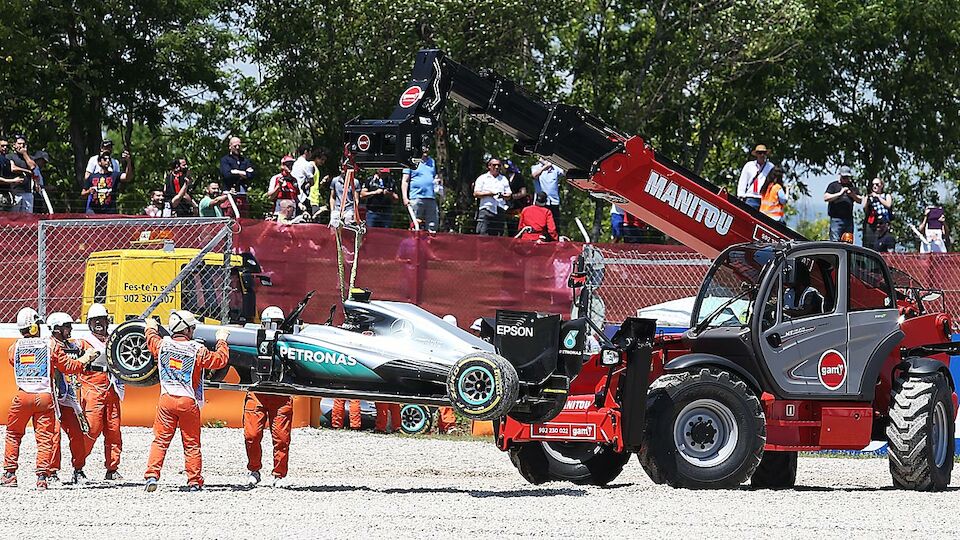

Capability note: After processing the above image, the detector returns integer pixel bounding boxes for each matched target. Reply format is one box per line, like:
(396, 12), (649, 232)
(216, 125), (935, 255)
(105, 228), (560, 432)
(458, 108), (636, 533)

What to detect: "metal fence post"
(37, 221), (47, 318)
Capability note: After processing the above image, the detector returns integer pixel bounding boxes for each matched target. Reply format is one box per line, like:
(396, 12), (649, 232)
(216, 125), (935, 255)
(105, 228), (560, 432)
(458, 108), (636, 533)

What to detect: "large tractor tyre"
(507, 393), (567, 424)
(399, 404), (433, 435)
(538, 442), (631, 486)
(106, 320), (166, 386)
(508, 443), (552, 485)
(637, 369), (765, 489)
(750, 450), (798, 489)
(886, 371), (954, 491)
(446, 352), (519, 421)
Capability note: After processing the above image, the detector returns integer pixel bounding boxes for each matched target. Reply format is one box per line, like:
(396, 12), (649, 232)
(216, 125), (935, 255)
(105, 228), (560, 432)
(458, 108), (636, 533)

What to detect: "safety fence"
(0, 215), (960, 331)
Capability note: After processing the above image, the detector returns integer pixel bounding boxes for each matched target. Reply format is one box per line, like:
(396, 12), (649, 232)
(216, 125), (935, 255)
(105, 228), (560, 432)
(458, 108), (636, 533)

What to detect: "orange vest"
(760, 184), (784, 219)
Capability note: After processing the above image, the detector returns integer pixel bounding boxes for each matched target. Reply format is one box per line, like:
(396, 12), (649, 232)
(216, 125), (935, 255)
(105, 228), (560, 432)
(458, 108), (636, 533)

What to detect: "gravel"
(0, 426), (956, 539)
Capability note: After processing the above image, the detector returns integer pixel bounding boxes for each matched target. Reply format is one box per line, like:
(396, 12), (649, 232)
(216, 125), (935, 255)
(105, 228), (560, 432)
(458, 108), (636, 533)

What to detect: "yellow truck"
(81, 246), (268, 324)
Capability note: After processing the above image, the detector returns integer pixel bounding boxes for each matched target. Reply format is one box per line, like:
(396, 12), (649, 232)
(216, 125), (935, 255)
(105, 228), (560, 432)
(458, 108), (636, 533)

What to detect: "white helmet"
(87, 303), (109, 321)
(47, 312), (74, 331)
(261, 305), (284, 322)
(169, 310), (199, 333)
(442, 314), (458, 327)
(16, 307), (41, 330)
(470, 318), (483, 332)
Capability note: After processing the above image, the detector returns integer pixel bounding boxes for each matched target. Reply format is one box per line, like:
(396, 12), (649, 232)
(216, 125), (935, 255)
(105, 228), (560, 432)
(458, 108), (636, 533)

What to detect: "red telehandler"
(344, 49), (958, 490)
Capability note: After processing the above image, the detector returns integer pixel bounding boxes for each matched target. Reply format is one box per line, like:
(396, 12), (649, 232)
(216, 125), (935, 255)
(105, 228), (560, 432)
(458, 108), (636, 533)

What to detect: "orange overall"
(50, 339), (93, 474)
(374, 402), (402, 433)
(79, 370), (123, 472)
(437, 407), (457, 433)
(143, 329), (228, 486)
(243, 392), (293, 478)
(4, 338), (87, 476)
(331, 399), (362, 429)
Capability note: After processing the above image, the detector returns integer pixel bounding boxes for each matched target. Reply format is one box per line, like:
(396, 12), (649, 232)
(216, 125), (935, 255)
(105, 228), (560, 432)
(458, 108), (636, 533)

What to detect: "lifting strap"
(335, 146), (366, 305)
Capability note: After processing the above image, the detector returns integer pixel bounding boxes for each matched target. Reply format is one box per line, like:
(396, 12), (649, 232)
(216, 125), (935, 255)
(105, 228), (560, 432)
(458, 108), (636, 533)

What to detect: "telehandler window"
(782, 255), (837, 320)
(848, 252), (893, 311)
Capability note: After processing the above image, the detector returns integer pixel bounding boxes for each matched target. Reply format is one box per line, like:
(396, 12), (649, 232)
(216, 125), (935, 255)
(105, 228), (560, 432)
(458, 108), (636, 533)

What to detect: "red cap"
(281, 155), (295, 164)
(378, 168), (391, 173)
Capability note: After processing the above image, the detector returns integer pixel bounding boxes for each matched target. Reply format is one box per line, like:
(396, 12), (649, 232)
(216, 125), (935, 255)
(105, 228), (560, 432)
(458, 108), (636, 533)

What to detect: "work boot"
(47, 473), (61, 487)
(36, 475), (48, 490)
(144, 477), (158, 492)
(1, 471), (16, 488)
(187, 484), (202, 492)
(72, 469), (88, 485)
(271, 475), (284, 488)
(246, 470), (261, 486)
(105, 471), (123, 481)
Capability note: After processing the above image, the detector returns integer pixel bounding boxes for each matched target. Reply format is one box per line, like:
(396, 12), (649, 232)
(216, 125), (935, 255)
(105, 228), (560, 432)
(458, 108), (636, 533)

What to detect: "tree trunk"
(590, 199), (603, 242)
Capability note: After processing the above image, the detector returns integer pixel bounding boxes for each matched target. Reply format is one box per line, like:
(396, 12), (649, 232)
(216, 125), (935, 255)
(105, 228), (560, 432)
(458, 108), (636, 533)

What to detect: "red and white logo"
(356, 134), (371, 152)
(817, 349), (847, 390)
(530, 423), (596, 440)
(399, 86), (424, 108)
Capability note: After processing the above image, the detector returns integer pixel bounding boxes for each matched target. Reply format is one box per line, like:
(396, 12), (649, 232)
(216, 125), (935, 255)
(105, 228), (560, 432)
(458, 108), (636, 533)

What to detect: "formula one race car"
(105, 290), (592, 422)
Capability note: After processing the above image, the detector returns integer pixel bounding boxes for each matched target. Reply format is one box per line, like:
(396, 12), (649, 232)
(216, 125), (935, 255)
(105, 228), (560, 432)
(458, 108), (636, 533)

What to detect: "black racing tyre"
(106, 320), (166, 386)
(539, 442), (630, 486)
(637, 369), (765, 489)
(750, 450), (798, 489)
(446, 352), (519, 421)
(399, 404), (433, 435)
(886, 371), (954, 491)
(508, 443), (552, 485)
(507, 393), (567, 424)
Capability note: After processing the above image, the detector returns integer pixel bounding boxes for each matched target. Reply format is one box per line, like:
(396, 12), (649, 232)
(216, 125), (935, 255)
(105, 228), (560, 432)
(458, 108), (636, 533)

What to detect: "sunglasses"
(489, 163), (500, 167)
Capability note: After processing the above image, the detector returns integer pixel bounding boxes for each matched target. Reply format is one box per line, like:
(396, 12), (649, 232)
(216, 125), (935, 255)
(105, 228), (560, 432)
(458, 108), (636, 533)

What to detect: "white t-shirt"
(290, 156), (316, 204)
(475, 172), (511, 212)
(736, 160), (773, 199)
(85, 155), (121, 176)
(610, 204), (625, 216)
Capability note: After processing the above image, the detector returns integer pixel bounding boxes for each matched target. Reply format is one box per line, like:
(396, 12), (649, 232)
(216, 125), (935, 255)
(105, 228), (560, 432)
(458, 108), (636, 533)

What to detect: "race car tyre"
(637, 368), (765, 489)
(540, 442), (630, 485)
(750, 450), (797, 489)
(399, 404), (433, 435)
(886, 371), (954, 491)
(507, 393), (567, 424)
(106, 320), (166, 387)
(508, 443), (551, 485)
(446, 352), (519, 421)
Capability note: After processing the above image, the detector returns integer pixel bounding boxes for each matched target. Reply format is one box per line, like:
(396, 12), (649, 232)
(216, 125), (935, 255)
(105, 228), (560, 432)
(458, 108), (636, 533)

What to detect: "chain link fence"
(27, 217), (234, 324)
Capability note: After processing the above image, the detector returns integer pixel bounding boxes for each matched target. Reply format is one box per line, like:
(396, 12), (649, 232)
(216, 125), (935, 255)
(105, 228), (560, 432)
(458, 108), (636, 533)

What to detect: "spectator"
(502, 159), (530, 236)
(219, 136), (255, 217)
(308, 148), (331, 219)
(276, 199), (303, 225)
(361, 168), (399, 228)
(862, 177), (893, 250)
(736, 144), (773, 210)
(199, 182), (229, 218)
(266, 155), (300, 214)
(622, 213), (648, 243)
(83, 139), (128, 183)
(82, 151), (132, 214)
(6, 136), (38, 213)
(164, 158), (197, 217)
(517, 192), (557, 242)
(610, 204), (625, 242)
(31, 150), (50, 213)
(329, 172), (360, 227)
(474, 157), (511, 236)
(144, 189), (166, 217)
(823, 165), (861, 242)
(919, 204), (948, 253)
(874, 221), (896, 253)
(759, 166), (787, 222)
(0, 139), (14, 210)
(401, 145), (439, 232)
(291, 144), (318, 215)
(531, 157), (563, 227)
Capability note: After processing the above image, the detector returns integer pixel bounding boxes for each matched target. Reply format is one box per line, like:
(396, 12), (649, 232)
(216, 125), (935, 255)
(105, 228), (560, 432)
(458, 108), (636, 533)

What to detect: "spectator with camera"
(862, 177), (893, 250)
(199, 182), (229, 218)
(531, 157), (563, 227)
(474, 157), (512, 236)
(823, 165), (861, 242)
(83, 139), (129, 183)
(165, 157), (198, 217)
(219, 136), (255, 217)
(361, 168), (399, 228)
(2, 136), (38, 212)
(83, 151), (132, 214)
(267, 155), (301, 215)
(401, 145), (439, 233)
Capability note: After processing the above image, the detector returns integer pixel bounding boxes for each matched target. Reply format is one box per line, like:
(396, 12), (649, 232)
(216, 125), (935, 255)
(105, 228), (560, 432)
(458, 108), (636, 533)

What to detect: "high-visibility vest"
(760, 184), (784, 220)
(13, 337), (52, 394)
(158, 337), (205, 405)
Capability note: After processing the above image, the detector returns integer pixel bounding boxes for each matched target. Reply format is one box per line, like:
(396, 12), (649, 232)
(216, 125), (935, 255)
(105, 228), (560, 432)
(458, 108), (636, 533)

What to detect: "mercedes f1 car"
(105, 290), (594, 423)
